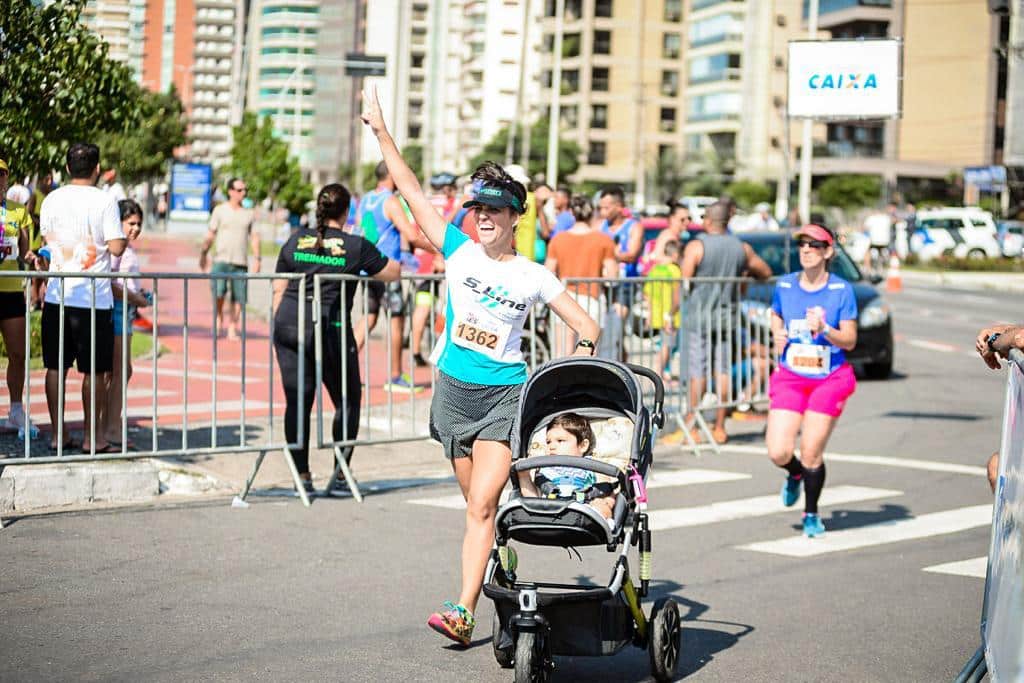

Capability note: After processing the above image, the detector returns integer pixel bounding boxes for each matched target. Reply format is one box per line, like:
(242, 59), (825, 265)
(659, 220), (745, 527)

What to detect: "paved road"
(0, 282), (1011, 681)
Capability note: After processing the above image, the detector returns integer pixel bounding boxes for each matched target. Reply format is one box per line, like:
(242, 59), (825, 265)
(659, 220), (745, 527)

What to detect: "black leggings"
(273, 322), (361, 475)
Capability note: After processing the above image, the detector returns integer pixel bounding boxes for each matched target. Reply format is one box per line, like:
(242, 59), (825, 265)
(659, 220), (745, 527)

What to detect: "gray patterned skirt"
(429, 371), (522, 459)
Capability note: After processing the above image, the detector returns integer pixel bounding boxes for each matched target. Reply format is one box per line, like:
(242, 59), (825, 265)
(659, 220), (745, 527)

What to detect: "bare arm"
(977, 324), (1024, 369)
(743, 243), (773, 280)
(824, 320), (857, 352)
(107, 238), (127, 258)
(371, 258), (402, 282)
(601, 257), (617, 279)
(386, 195), (432, 251)
(679, 239), (702, 279)
(360, 87), (446, 251)
(548, 291), (601, 356)
(199, 228), (216, 270)
(617, 222), (644, 264)
(250, 228), (261, 274)
(544, 255), (558, 276)
(771, 311), (788, 358)
(271, 278), (287, 315)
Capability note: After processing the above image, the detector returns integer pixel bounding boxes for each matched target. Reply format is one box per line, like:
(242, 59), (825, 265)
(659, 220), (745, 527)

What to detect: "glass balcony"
(804, 0), (892, 17)
(692, 0), (742, 10)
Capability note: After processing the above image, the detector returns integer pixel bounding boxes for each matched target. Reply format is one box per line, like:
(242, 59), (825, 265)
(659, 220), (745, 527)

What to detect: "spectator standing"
(103, 199), (150, 448)
(199, 177), (259, 341)
(100, 168), (127, 202)
(39, 142), (127, 453)
(550, 186), (575, 238)
(352, 161), (432, 392)
(644, 240), (683, 382)
(0, 158), (40, 439)
(641, 203), (692, 274)
(677, 201), (771, 445)
(598, 186), (644, 360)
(745, 202), (780, 231)
(545, 196), (617, 355)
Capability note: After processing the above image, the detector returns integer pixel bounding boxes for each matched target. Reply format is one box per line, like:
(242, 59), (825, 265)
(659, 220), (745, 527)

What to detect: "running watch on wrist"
(987, 332), (1002, 352)
(575, 339), (596, 355)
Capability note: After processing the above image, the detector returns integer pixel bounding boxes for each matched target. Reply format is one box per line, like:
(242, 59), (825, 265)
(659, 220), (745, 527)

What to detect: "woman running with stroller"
(766, 224), (857, 538)
(361, 86), (601, 646)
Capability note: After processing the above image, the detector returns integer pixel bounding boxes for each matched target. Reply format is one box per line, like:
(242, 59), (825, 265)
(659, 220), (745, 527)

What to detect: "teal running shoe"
(781, 476), (802, 507)
(803, 513), (826, 538)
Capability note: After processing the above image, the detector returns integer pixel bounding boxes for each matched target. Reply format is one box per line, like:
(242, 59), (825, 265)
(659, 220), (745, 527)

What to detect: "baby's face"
(546, 426), (582, 456)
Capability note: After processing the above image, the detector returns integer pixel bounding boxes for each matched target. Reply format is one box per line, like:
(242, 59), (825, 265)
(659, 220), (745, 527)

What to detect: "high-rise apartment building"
(82, 0), (147, 78)
(140, 0), (247, 168)
(245, 0), (367, 185)
(361, 0), (541, 177)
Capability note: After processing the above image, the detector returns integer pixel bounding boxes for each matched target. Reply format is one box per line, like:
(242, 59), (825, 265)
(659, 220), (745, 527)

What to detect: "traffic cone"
(886, 254), (902, 293)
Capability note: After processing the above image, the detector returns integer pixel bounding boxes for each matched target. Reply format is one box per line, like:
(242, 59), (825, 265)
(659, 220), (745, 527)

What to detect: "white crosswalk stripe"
(406, 468), (751, 510)
(740, 505), (992, 557)
(922, 556), (988, 579)
(649, 486), (900, 531)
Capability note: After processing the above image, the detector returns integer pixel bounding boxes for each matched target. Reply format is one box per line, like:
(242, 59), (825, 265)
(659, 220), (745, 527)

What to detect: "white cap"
(504, 164), (530, 186)
(755, 202), (772, 213)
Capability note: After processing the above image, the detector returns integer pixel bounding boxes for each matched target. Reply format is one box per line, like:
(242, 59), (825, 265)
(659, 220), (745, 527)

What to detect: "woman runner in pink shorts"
(766, 224), (858, 537)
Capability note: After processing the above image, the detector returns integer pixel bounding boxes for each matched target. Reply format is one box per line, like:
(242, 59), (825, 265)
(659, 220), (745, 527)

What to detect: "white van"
(910, 207), (1002, 261)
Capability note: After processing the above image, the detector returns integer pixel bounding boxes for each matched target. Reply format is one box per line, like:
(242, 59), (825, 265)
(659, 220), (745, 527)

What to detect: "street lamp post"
(546, 0), (565, 187)
(797, 0), (819, 224)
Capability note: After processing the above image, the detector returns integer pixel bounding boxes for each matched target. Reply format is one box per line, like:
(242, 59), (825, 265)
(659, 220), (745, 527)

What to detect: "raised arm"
(360, 86), (446, 251)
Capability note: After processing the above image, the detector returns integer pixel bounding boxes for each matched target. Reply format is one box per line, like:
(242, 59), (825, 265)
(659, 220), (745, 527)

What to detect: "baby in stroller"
(517, 413), (617, 520)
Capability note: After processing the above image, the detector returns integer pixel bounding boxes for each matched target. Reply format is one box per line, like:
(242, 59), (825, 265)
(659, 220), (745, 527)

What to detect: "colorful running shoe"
(803, 512), (826, 538)
(427, 601), (475, 646)
(781, 476), (802, 507)
(384, 374), (423, 393)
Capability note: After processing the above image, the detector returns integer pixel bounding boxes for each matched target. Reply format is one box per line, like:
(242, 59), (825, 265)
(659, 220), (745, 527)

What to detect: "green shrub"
(817, 174), (881, 210)
(725, 180), (773, 210)
(905, 254), (1024, 272)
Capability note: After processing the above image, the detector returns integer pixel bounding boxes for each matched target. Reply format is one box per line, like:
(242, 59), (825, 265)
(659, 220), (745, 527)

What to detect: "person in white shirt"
(39, 143), (127, 454)
(746, 202), (780, 231)
(100, 168), (127, 202)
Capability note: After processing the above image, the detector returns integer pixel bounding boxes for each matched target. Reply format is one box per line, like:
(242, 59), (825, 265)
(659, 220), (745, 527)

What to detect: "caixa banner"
(787, 39), (903, 120)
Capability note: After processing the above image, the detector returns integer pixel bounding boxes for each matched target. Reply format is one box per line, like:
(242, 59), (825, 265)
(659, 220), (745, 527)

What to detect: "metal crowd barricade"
(558, 275), (772, 453)
(309, 273), (441, 501)
(0, 271), (314, 509)
(956, 348), (1024, 683)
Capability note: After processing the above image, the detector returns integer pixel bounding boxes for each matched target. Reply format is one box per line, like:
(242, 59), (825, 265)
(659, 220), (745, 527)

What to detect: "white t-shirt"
(40, 184), (126, 309)
(434, 224), (565, 385)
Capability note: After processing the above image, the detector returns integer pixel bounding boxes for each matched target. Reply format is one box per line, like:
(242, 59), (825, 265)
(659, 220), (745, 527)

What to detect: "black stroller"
(482, 357), (682, 682)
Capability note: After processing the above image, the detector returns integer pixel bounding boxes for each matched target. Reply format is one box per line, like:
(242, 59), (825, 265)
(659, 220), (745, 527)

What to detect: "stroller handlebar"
(624, 363), (665, 427)
(512, 455), (625, 479)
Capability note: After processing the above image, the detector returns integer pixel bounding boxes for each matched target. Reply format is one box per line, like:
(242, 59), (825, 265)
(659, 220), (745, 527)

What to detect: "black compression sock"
(802, 464), (826, 514)
(781, 455), (804, 479)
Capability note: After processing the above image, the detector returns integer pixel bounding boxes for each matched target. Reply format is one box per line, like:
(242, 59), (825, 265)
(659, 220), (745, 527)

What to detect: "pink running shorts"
(768, 363), (856, 417)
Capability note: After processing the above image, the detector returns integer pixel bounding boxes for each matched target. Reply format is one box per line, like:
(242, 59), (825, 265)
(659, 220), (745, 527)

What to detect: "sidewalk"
(902, 268), (1024, 292)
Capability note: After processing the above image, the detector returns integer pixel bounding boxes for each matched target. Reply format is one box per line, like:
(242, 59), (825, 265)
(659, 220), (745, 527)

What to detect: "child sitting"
(518, 413), (617, 519)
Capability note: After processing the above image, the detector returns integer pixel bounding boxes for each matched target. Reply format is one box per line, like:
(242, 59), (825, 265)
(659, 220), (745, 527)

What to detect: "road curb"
(902, 270), (1024, 293)
(1, 461), (161, 512)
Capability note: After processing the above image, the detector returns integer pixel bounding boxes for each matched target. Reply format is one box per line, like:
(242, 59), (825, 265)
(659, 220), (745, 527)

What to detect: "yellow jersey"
(0, 200), (34, 293)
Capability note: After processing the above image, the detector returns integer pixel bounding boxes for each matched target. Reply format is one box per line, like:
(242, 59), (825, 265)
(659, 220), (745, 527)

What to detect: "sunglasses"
(797, 239), (829, 250)
(231, 186), (247, 193)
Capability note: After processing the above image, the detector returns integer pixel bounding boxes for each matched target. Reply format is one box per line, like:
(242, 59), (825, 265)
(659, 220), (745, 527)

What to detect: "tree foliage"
(652, 149), (686, 204)
(225, 112), (312, 214)
(97, 87), (188, 184)
(816, 174), (881, 210)
(469, 117), (581, 182)
(725, 180), (773, 210)
(0, 0), (145, 177)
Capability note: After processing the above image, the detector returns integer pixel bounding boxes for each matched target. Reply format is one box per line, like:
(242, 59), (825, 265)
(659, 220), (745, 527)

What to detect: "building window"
(588, 140), (607, 165)
(591, 103), (608, 129)
(542, 69), (552, 88)
(664, 0), (682, 22)
(595, 0), (613, 18)
(561, 105), (579, 128)
(563, 33), (581, 58)
(562, 69), (580, 94)
(774, 55), (784, 70)
(592, 66), (610, 91)
(660, 107), (676, 132)
(409, 124), (421, 139)
(688, 92), (742, 121)
(660, 70), (679, 97)
(412, 54), (425, 69)
(594, 30), (612, 55)
(663, 33), (681, 59)
(686, 134), (703, 153)
(688, 53), (741, 84)
(658, 144), (675, 163)
(690, 13), (743, 48)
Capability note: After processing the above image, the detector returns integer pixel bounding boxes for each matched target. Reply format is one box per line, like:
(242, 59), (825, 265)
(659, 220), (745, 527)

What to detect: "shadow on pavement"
(788, 503), (913, 532)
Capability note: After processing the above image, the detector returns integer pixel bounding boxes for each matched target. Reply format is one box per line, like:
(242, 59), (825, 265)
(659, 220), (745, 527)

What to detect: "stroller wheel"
(514, 630), (550, 683)
(648, 597), (682, 682)
(492, 611), (514, 669)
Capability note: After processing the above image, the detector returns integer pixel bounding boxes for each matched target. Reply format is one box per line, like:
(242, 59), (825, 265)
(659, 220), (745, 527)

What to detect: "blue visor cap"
(463, 185), (524, 213)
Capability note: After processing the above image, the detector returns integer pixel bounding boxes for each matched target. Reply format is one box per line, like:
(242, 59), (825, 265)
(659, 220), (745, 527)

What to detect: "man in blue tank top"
(353, 161), (432, 391)
(597, 186), (644, 361)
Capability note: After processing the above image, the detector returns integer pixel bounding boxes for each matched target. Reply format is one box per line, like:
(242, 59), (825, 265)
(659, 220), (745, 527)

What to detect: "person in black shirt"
(272, 183), (400, 491)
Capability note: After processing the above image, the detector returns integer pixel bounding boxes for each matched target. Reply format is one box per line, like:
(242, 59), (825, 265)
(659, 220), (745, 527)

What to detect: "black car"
(737, 231), (894, 379)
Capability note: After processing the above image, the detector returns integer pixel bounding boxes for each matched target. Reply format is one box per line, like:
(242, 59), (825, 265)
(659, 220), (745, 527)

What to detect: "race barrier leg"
(953, 646), (987, 683)
(324, 445), (363, 503)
